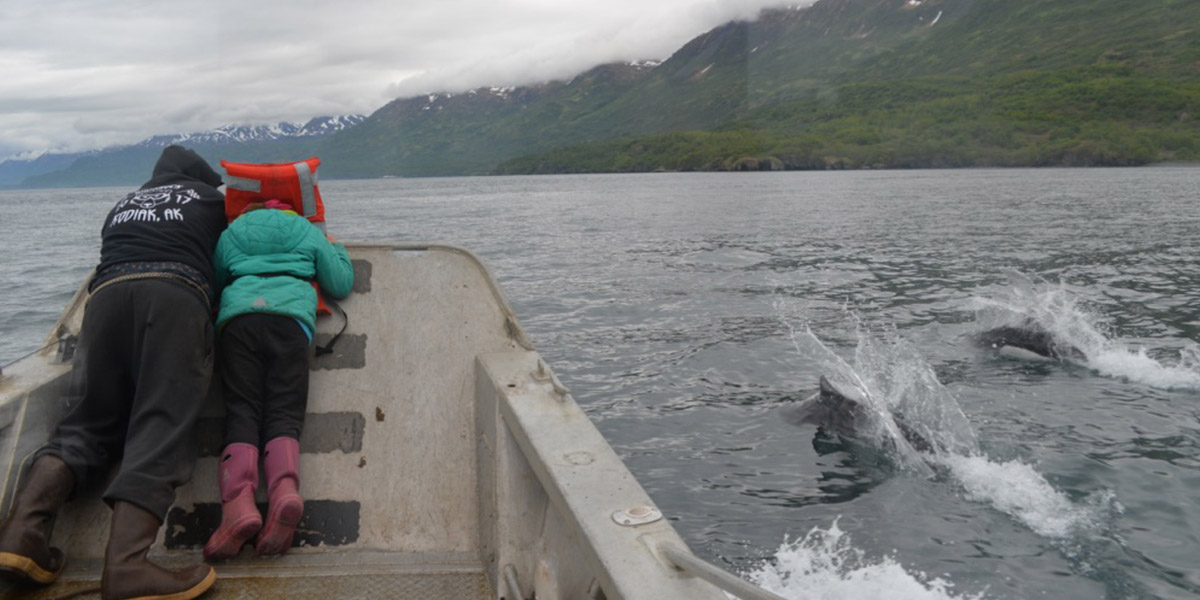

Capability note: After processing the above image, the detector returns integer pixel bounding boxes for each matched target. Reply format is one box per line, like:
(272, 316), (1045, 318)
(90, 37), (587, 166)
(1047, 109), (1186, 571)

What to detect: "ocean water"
(3, 168), (1199, 599)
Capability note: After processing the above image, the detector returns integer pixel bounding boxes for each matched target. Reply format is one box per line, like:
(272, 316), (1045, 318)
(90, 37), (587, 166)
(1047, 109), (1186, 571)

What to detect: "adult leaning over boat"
(0, 145), (225, 600)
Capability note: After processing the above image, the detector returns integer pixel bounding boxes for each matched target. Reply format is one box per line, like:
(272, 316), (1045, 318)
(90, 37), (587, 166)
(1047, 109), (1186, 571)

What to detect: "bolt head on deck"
(612, 505), (663, 527)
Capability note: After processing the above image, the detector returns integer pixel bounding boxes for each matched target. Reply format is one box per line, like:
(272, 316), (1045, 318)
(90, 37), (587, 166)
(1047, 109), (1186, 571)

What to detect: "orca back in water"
(781, 376), (935, 453)
(976, 324), (1085, 362)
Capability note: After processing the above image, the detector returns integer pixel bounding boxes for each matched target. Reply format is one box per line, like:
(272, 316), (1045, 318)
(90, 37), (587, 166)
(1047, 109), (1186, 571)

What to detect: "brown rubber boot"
(0, 455), (75, 585)
(100, 501), (216, 600)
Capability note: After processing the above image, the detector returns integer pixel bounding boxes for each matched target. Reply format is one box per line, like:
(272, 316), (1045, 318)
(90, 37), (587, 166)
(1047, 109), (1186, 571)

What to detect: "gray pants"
(41, 279), (213, 520)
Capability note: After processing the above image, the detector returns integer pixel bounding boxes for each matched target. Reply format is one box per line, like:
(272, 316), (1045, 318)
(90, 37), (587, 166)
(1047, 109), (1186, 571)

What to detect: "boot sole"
(114, 566), (216, 600)
(256, 496), (303, 556)
(0, 549), (64, 585)
(203, 514), (263, 560)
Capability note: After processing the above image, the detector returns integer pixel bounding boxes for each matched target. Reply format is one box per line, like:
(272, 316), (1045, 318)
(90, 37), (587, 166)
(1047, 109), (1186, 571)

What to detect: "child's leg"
(218, 315), (271, 448)
(260, 317), (311, 444)
(256, 317), (310, 556)
(206, 315), (271, 560)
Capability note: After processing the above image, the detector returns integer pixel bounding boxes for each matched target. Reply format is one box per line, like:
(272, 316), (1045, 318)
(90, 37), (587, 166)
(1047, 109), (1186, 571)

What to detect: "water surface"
(3, 168), (1199, 599)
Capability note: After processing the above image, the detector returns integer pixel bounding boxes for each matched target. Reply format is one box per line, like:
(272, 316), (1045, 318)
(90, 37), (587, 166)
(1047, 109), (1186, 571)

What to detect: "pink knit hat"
(239, 199), (297, 216)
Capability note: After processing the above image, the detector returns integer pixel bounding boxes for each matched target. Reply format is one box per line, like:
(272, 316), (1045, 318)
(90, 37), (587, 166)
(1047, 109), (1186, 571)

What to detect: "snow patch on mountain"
(135, 115), (366, 148)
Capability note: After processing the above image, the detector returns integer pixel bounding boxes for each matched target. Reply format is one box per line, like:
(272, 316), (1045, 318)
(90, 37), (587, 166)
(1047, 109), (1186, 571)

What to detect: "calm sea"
(3, 169), (1199, 599)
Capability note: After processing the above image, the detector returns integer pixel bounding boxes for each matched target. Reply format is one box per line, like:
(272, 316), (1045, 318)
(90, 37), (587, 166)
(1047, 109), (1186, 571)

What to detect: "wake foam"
(1086, 344), (1200, 390)
(744, 520), (988, 600)
(936, 454), (1118, 539)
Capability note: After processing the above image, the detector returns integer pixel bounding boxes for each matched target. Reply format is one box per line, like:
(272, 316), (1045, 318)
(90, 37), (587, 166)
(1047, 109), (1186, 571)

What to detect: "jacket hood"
(150, 145), (223, 188)
(228, 207), (314, 255)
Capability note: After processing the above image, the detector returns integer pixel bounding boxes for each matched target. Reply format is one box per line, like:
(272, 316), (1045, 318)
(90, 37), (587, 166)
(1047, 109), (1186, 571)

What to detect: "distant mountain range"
(2, 116), (364, 188)
(0, 152), (94, 188)
(5, 0), (1199, 187)
(135, 115), (365, 148)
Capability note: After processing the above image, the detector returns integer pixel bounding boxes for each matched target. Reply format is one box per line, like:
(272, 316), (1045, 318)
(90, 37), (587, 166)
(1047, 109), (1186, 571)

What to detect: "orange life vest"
(220, 157), (325, 225)
(220, 157), (335, 316)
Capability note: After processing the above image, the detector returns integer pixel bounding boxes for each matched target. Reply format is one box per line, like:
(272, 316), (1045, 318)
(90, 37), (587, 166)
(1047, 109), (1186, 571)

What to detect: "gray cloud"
(0, 0), (803, 160)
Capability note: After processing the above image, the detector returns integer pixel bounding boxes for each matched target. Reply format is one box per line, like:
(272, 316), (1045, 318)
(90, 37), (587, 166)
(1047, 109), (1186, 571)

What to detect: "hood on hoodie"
(146, 145), (223, 189)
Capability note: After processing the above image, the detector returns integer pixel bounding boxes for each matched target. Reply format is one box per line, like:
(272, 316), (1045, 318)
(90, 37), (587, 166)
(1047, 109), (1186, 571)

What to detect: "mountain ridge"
(3, 115), (365, 188)
(135, 116), (366, 148)
(493, 0), (1200, 173)
(8, 0), (1200, 187)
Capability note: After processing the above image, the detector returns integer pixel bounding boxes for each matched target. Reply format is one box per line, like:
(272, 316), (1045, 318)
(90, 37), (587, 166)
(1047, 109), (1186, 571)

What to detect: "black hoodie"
(94, 146), (228, 291)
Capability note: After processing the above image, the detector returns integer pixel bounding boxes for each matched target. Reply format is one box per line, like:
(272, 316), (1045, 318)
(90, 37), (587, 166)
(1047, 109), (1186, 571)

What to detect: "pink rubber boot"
(203, 443), (262, 560)
(256, 437), (303, 556)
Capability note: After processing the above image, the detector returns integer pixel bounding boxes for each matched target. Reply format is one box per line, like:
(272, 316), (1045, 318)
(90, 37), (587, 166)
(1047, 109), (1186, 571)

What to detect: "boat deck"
(212, 553), (493, 598)
(1, 244), (729, 600)
(10, 553), (493, 599)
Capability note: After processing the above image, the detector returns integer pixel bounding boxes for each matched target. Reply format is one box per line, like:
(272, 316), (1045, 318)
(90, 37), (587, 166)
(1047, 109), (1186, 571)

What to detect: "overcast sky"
(0, 0), (807, 161)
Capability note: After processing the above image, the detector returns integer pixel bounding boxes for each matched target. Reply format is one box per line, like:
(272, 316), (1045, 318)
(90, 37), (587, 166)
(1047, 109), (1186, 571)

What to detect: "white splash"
(1086, 342), (1200, 389)
(974, 272), (1200, 390)
(745, 521), (988, 600)
(778, 311), (979, 474)
(773, 300), (1115, 544)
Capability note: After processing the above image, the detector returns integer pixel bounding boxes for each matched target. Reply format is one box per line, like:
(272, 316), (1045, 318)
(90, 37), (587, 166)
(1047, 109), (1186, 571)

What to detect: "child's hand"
(326, 233), (339, 243)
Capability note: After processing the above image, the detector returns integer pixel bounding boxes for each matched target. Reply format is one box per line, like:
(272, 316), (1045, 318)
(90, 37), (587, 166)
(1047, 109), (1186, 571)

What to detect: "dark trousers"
(218, 314), (310, 448)
(41, 280), (214, 521)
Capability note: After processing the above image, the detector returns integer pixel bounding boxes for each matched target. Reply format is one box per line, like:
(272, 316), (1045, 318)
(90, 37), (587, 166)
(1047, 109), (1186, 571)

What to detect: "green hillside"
(321, 0), (982, 175)
(320, 64), (658, 177)
(493, 0), (1200, 173)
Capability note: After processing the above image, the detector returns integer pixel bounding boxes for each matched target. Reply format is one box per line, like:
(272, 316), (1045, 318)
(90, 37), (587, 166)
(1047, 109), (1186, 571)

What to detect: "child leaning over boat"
(204, 199), (354, 560)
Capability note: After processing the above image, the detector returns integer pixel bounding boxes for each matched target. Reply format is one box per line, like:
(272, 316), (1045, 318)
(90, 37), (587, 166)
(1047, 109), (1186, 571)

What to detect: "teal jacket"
(213, 209), (354, 334)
